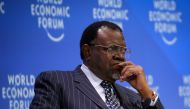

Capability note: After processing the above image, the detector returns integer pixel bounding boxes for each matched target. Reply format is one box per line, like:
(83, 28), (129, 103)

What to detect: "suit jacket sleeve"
(30, 72), (61, 109)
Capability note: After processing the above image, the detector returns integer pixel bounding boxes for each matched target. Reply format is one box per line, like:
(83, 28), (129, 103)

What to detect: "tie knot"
(100, 80), (112, 88)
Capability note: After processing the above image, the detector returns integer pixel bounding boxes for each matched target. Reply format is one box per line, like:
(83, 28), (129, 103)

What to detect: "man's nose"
(112, 53), (125, 62)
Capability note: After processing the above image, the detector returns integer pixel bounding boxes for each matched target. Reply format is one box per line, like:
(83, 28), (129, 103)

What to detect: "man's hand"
(118, 61), (153, 99)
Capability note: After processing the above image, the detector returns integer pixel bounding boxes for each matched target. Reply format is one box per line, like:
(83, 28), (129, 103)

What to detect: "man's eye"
(107, 47), (115, 51)
(110, 46), (118, 50)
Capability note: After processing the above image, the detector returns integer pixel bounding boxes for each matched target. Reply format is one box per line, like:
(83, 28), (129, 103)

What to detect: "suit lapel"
(113, 84), (132, 109)
(73, 67), (108, 109)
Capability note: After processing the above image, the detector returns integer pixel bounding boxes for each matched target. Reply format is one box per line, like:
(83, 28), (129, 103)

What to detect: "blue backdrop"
(1, 0), (190, 109)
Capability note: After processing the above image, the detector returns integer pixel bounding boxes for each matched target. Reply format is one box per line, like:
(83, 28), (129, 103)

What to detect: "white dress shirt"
(81, 64), (106, 102)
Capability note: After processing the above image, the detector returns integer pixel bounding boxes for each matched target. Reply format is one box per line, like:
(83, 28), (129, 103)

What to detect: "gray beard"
(112, 72), (120, 80)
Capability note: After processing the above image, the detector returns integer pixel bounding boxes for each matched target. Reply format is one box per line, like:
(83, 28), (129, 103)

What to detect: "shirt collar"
(81, 64), (102, 87)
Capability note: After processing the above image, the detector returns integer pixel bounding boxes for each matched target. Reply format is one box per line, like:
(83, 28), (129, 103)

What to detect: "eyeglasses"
(89, 43), (131, 55)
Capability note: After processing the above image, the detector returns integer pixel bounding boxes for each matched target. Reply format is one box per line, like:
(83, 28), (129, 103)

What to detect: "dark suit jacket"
(30, 66), (164, 109)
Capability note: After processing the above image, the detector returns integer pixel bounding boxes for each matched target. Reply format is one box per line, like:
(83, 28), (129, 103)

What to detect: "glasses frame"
(89, 43), (131, 56)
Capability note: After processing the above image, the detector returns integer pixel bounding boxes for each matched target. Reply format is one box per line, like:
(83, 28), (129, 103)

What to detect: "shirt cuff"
(149, 91), (159, 106)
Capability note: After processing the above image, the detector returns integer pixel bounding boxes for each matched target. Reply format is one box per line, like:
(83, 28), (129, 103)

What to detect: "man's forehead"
(97, 26), (122, 37)
(95, 26), (125, 45)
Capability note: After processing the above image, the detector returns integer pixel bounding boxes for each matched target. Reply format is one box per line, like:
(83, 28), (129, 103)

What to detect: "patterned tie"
(101, 81), (124, 109)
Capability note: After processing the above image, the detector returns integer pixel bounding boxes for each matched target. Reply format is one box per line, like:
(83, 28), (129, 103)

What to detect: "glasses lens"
(108, 45), (126, 54)
(90, 43), (131, 56)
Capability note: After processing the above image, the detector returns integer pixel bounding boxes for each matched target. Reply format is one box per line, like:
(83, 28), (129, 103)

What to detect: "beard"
(109, 63), (124, 80)
(111, 72), (120, 80)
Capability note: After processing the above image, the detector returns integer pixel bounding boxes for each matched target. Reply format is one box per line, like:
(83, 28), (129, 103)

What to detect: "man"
(30, 21), (164, 109)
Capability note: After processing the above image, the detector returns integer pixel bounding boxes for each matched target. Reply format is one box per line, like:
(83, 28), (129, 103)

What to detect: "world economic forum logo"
(149, 0), (182, 46)
(30, 0), (70, 42)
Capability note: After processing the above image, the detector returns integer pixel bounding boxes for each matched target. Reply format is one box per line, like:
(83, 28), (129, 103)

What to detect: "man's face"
(88, 26), (126, 82)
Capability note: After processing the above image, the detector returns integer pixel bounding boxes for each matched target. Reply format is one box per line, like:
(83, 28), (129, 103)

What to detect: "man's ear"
(82, 44), (91, 62)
